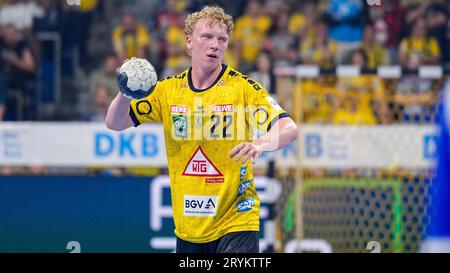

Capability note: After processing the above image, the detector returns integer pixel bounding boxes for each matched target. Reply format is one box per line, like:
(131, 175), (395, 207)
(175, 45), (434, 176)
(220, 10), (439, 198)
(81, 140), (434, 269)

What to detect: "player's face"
(187, 18), (229, 69)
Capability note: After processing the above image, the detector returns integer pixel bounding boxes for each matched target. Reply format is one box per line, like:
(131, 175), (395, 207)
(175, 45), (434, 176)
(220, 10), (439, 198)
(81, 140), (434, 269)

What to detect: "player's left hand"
(229, 142), (262, 165)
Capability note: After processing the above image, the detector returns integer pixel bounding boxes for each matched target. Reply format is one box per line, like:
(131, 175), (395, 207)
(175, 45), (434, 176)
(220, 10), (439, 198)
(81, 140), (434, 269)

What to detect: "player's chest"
(163, 87), (244, 116)
(162, 88), (246, 140)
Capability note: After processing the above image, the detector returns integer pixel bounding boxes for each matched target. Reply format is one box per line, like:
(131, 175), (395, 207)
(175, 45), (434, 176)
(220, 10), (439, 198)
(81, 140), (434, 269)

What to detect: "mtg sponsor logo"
(236, 197), (255, 212)
(184, 195), (218, 216)
(182, 147), (223, 177)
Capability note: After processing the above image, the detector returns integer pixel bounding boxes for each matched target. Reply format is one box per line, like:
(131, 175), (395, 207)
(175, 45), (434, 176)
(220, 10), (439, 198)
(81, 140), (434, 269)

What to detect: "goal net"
(273, 65), (442, 253)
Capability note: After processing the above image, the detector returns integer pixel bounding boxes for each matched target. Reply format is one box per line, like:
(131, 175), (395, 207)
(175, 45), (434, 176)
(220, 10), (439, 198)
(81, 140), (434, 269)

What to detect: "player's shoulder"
(157, 69), (189, 85)
(150, 69), (189, 97)
(226, 66), (264, 92)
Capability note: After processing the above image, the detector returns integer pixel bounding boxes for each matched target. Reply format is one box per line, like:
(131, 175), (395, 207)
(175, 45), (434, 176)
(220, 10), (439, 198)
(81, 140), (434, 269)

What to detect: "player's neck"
(190, 64), (223, 90)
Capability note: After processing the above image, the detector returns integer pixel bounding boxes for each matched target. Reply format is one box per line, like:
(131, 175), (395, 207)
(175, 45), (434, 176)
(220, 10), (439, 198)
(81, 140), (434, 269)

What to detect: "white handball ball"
(116, 57), (158, 99)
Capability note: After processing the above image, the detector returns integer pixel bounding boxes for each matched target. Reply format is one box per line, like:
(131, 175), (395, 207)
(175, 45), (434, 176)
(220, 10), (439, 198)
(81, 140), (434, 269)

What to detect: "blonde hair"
(184, 6), (234, 37)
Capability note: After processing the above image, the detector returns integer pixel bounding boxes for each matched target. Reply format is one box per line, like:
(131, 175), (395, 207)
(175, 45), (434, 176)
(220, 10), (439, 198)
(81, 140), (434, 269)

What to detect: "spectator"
(295, 78), (335, 124)
(362, 23), (390, 70)
(383, 0), (406, 64)
(425, 0), (449, 64)
(394, 76), (437, 123)
(155, 0), (186, 31)
(187, 0), (247, 19)
(112, 10), (150, 62)
(399, 17), (440, 69)
(299, 19), (337, 69)
(396, 17), (438, 124)
(77, 0), (98, 70)
(0, 24), (36, 121)
(59, 0), (86, 77)
(85, 84), (111, 122)
(288, 0), (319, 41)
(332, 49), (389, 125)
(249, 51), (275, 94)
(233, 0), (272, 73)
(264, 13), (296, 67)
(223, 46), (238, 69)
(154, 0), (187, 70)
(263, 0), (291, 25)
(161, 23), (190, 78)
(404, 0), (449, 63)
(325, 0), (366, 64)
(89, 54), (119, 104)
(161, 44), (190, 78)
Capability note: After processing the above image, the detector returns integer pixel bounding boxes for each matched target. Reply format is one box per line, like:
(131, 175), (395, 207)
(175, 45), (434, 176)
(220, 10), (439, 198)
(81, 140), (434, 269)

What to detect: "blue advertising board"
(0, 175), (278, 253)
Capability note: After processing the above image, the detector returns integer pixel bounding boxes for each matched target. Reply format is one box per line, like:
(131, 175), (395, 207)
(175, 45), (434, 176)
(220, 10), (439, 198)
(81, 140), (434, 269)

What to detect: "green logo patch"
(172, 115), (188, 138)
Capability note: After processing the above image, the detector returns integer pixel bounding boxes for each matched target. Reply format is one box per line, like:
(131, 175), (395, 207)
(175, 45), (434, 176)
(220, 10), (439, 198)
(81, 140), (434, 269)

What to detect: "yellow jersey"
(298, 79), (336, 123)
(112, 24), (150, 58)
(233, 15), (271, 63)
(129, 65), (289, 243)
(362, 43), (390, 70)
(80, 0), (98, 12)
(333, 75), (386, 125)
(288, 12), (314, 41)
(299, 38), (338, 69)
(399, 36), (440, 60)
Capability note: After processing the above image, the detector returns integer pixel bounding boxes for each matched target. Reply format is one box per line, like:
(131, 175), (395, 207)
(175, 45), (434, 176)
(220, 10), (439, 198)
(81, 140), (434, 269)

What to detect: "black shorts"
(176, 231), (259, 253)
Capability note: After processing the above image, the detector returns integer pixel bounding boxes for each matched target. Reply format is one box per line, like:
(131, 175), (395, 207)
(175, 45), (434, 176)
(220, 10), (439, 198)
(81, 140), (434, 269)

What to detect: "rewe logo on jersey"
(170, 105), (188, 113)
(212, 104), (233, 112)
(182, 147), (223, 177)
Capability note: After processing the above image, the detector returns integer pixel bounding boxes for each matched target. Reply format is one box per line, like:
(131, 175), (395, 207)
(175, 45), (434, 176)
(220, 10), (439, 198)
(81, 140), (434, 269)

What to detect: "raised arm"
(105, 93), (134, 131)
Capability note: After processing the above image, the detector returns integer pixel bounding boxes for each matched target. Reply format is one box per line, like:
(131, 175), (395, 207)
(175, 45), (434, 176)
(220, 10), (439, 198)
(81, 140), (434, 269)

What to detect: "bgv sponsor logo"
(184, 195), (218, 216)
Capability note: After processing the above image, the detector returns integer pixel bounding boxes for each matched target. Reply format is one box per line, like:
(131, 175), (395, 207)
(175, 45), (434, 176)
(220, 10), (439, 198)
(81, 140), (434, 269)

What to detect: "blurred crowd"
(0, 0), (450, 176)
(0, 0), (449, 124)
